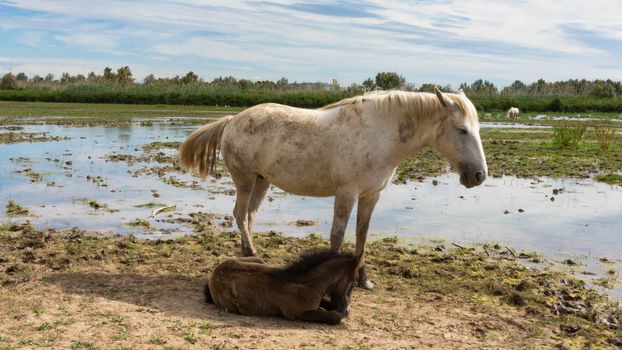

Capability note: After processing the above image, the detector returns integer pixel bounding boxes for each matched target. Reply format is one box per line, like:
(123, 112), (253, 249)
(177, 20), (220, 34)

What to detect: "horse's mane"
(274, 248), (354, 281)
(320, 90), (472, 121)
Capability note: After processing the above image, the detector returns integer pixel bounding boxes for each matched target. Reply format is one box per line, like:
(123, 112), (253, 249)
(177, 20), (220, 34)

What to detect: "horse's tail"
(204, 282), (215, 304)
(179, 115), (234, 178)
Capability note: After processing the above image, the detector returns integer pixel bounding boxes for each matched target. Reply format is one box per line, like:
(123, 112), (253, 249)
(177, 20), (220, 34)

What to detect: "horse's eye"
(457, 128), (467, 135)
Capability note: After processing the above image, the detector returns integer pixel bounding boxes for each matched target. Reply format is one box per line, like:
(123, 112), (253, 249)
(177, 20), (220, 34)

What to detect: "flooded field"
(1, 119), (621, 297)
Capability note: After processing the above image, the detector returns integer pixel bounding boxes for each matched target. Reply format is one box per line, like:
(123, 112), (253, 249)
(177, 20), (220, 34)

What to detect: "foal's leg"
(234, 256), (267, 264)
(294, 310), (343, 325)
(329, 189), (358, 252)
(232, 174), (257, 256)
(355, 191), (380, 289)
(247, 176), (270, 235)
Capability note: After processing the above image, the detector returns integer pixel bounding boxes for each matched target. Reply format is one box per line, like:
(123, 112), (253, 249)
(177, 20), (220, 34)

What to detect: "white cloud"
(1, 0), (621, 85)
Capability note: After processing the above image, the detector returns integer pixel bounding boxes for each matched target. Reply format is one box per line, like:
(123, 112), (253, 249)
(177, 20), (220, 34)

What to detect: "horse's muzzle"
(459, 168), (486, 188)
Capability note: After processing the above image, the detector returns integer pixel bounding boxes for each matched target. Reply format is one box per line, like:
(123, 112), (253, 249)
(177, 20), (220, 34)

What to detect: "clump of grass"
(142, 141), (181, 152)
(183, 331), (197, 344)
(127, 218), (152, 229)
(148, 336), (166, 345)
(6, 200), (29, 216)
(76, 199), (119, 213)
(595, 173), (622, 185)
(594, 126), (615, 151)
(552, 123), (587, 148)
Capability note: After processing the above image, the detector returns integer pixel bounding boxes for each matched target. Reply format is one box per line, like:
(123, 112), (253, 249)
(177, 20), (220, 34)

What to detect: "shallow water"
(1, 120), (621, 297)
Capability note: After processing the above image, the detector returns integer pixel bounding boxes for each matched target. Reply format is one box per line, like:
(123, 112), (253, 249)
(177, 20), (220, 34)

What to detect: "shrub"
(594, 126), (615, 151)
(552, 123), (587, 148)
(0, 73), (18, 90)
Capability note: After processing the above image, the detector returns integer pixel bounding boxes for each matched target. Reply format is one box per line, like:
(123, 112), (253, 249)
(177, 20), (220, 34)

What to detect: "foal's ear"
(434, 86), (455, 109)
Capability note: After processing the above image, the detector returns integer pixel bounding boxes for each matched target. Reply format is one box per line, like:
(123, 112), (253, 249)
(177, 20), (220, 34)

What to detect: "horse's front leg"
(294, 309), (343, 325)
(355, 191), (381, 289)
(329, 189), (357, 252)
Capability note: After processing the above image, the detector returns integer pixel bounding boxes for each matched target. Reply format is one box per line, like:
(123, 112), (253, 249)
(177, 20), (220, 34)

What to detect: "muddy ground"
(1, 220), (620, 350)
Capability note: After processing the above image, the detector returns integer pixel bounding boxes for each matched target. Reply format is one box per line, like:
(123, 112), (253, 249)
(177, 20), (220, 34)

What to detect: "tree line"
(2, 67), (621, 98)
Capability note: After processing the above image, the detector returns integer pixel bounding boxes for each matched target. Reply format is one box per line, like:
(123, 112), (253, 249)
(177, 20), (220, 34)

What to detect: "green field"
(2, 84), (622, 112)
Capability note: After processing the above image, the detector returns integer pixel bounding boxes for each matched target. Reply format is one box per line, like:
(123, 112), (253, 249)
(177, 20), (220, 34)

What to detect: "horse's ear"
(457, 88), (465, 96)
(434, 86), (455, 109)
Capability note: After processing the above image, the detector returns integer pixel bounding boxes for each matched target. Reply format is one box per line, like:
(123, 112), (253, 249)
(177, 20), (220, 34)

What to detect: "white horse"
(507, 107), (519, 119)
(180, 87), (487, 289)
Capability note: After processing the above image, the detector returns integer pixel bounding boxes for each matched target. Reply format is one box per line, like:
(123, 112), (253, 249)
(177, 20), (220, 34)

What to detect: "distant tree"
(116, 66), (133, 84)
(143, 74), (155, 84)
(44, 73), (54, 82)
(212, 76), (237, 86)
(87, 72), (97, 81)
(238, 79), (254, 89)
(509, 80), (526, 90)
(276, 77), (289, 89)
(31, 75), (43, 83)
(402, 82), (417, 92)
(181, 71), (199, 84)
(374, 72), (405, 90)
(501, 80), (527, 95)
(346, 83), (363, 94)
(418, 83), (436, 93)
(255, 80), (277, 90)
(1, 73), (18, 90)
(15, 72), (28, 81)
(75, 74), (86, 82)
(103, 67), (115, 81)
(60, 72), (72, 84)
(361, 78), (375, 91)
(463, 79), (497, 95)
(592, 80), (616, 98)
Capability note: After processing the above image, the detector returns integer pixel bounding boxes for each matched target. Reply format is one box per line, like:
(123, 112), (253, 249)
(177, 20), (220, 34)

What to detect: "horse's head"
(330, 253), (365, 317)
(433, 87), (487, 188)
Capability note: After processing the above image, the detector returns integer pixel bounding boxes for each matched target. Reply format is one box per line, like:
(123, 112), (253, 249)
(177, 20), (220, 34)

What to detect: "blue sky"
(1, 0), (621, 87)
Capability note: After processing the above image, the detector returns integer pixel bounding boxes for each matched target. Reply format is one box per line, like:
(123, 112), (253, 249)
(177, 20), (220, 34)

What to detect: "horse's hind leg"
(247, 176), (270, 235)
(355, 191), (381, 290)
(232, 174), (258, 256)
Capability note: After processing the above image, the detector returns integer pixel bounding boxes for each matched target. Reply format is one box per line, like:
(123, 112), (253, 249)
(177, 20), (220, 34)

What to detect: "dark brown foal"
(205, 249), (364, 324)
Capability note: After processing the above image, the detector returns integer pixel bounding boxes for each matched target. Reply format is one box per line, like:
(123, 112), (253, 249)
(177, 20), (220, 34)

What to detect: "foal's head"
(432, 87), (488, 188)
(328, 253), (365, 317)
(278, 249), (365, 317)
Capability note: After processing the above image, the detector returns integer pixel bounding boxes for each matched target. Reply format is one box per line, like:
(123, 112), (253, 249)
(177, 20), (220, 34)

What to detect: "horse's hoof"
(359, 279), (375, 290)
(242, 247), (257, 257)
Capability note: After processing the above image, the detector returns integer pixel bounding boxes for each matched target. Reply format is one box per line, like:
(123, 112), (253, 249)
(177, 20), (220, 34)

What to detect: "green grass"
(2, 85), (622, 112)
(142, 141), (181, 151)
(395, 127), (622, 181)
(552, 123), (587, 148)
(6, 200), (29, 216)
(127, 218), (152, 229)
(0, 100), (239, 119)
(595, 173), (622, 185)
(0, 84), (354, 109)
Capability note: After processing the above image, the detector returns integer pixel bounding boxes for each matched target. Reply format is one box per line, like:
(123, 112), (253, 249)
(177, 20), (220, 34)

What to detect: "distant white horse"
(507, 107), (519, 119)
(180, 88), (487, 289)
